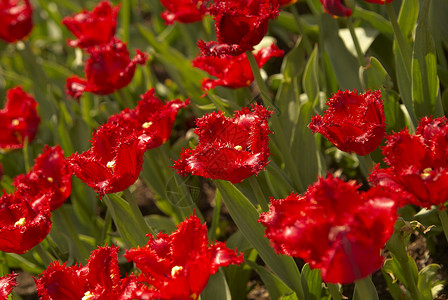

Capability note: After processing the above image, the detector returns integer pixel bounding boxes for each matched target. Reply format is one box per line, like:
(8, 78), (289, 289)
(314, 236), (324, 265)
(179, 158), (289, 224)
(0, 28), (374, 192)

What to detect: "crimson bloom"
(198, 0), (279, 57)
(160, 0), (208, 25)
(0, 191), (51, 254)
(107, 88), (190, 151)
(173, 104), (272, 184)
(124, 214), (243, 300)
(259, 175), (398, 284)
(193, 44), (284, 91)
(319, 0), (352, 17)
(66, 38), (147, 99)
(309, 90), (386, 156)
(0, 86), (40, 150)
(364, 0), (393, 4)
(13, 145), (72, 211)
(36, 245), (137, 300)
(0, 273), (18, 300)
(62, 1), (120, 49)
(0, 0), (33, 43)
(68, 122), (144, 198)
(370, 116), (448, 208)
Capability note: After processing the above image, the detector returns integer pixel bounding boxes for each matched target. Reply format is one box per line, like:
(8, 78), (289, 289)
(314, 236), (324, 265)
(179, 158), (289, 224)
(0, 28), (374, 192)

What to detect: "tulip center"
(106, 161), (116, 170)
(11, 119), (20, 126)
(421, 167), (432, 180)
(47, 177), (54, 183)
(142, 121), (153, 129)
(82, 291), (95, 300)
(234, 145), (242, 151)
(171, 265), (183, 278)
(14, 218), (26, 227)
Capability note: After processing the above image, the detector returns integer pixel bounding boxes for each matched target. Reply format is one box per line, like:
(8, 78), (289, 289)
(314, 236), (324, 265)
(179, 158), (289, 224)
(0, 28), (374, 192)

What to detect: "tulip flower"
(62, 1), (120, 49)
(124, 214), (243, 300)
(309, 89), (386, 156)
(259, 175), (398, 284)
(160, 0), (208, 25)
(193, 43), (284, 91)
(173, 104), (272, 183)
(0, 86), (40, 150)
(66, 38), (147, 99)
(0, 273), (18, 300)
(0, 191), (51, 254)
(370, 116), (448, 208)
(36, 246), (137, 299)
(107, 88), (190, 151)
(319, 0), (352, 17)
(13, 145), (72, 211)
(0, 0), (33, 43)
(198, 0), (279, 57)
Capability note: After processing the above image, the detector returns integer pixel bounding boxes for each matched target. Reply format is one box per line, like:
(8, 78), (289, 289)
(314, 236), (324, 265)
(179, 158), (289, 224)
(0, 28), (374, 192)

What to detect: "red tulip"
(173, 104), (272, 183)
(0, 0), (33, 43)
(13, 145), (72, 211)
(160, 0), (208, 25)
(370, 116), (448, 208)
(0, 191), (51, 254)
(124, 214), (243, 300)
(259, 175), (398, 284)
(36, 246), (137, 300)
(62, 1), (120, 49)
(193, 44), (284, 91)
(309, 90), (386, 156)
(107, 88), (190, 151)
(68, 123), (144, 198)
(198, 0), (279, 57)
(319, 0), (352, 17)
(0, 86), (40, 150)
(0, 273), (18, 300)
(66, 38), (147, 99)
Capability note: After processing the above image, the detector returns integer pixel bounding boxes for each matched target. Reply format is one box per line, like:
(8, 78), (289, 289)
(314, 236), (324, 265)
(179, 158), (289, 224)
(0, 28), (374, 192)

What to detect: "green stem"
(246, 51), (304, 192)
(208, 189), (222, 241)
(22, 137), (31, 173)
(290, 5), (313, 54)
(34, 244), (55, 267)
(354, 276), (379, 300)
(120, 0), (131, 43)
(437, 209), (448, 244)
(248, 176), (269, 211)
(123, 189), (155, 236)
(99, 209), (112, 246)
(346, 17), (366, 67)
(385, 3), (412, 77)
(0, 252), (9, 275)
(327, 283), (342, 300)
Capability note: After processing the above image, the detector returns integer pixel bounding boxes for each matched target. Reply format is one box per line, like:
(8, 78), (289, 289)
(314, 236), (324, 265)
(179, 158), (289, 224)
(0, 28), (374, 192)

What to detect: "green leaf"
(201, 270), (232, 300)
(302, 46), (319, 104)
(361, 56), (393, 91)
(320, 14), (362, 90)
(418, 264), (445, 300)
(301, 264), (322, 300)
(246, 260), (297, 300)
(215, 180), (305, 299)
(352, 8), (393, 38)
(412, 0), (442, 118)
(104, 194), (149, 248)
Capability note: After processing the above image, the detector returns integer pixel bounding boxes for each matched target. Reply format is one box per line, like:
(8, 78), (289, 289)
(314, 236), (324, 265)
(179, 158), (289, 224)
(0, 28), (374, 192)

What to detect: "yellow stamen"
(11, 119), (19, 126)
(142, 122), (153, 129)
(14, 218), (26, 227)
(171, 266), (183, 278)
(106, 161), (115, 169)
(47, 177), (54, 183)
(421, 167), (432, 180)
(82, 291), (94, 300)
(234, 145), (242, 151)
